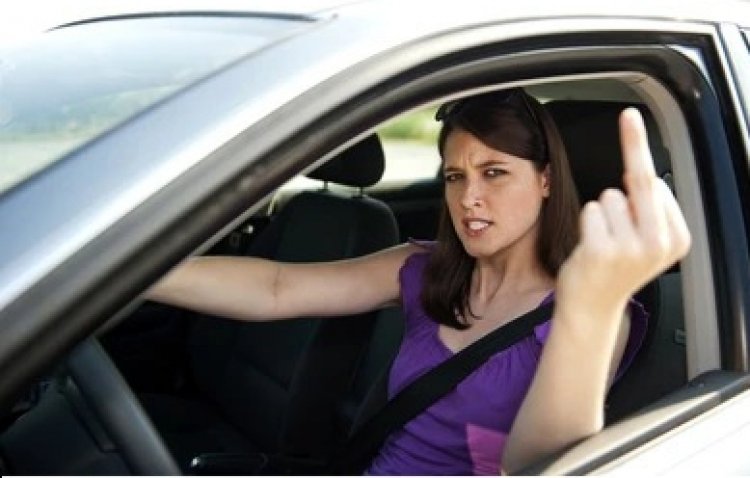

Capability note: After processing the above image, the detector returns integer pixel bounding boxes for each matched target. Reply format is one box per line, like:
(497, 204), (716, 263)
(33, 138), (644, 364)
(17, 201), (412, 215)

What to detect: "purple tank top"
(366, 249), (648, 475)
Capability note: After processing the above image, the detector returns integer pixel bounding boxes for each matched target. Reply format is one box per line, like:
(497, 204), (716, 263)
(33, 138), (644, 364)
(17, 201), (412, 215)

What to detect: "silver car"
(1, 0), (750, 474)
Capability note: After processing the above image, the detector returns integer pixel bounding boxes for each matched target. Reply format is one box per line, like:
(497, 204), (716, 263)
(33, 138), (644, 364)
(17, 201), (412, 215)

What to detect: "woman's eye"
(485, 168), (508, 178)
(444, 172), (462, 182)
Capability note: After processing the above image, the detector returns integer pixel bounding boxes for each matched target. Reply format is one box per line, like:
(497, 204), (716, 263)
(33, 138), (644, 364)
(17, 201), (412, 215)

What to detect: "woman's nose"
(460, 178), (482, 209)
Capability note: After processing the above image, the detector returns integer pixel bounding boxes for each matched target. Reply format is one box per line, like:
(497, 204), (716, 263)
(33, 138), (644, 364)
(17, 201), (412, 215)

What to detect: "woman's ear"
(542, 164), (551, 198)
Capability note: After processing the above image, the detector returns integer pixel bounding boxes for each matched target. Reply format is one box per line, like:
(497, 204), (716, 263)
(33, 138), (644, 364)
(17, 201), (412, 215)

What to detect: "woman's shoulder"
(407, 238), (437, 251)
(391, 240), (435, 308)
(400, 239), (436, 273)
(362, 241), (433, 287)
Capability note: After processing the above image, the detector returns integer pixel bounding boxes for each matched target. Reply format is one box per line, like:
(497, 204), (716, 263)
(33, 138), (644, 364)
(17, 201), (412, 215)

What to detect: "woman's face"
(443, 128), (550, 260)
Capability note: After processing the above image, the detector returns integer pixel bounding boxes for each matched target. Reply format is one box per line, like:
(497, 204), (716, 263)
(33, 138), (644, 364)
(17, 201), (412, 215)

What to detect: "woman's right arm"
(145, 243), (420, 321)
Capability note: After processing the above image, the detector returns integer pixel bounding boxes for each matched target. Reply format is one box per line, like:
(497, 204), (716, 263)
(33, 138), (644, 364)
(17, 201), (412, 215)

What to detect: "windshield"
(0, 14), (310, 194)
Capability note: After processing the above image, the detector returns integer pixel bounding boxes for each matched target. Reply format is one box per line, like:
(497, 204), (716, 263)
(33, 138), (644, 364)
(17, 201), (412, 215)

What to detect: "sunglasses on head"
(435, 88), (547, 159)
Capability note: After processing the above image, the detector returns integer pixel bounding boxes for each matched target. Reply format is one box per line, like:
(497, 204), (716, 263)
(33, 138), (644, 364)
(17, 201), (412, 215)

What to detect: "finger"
(620, 108), (657, 179)
(658, 181), (692, 262)
(599, 188), (638, 241)
(619, 108), (667, 235)
(580, 201), (610, 243)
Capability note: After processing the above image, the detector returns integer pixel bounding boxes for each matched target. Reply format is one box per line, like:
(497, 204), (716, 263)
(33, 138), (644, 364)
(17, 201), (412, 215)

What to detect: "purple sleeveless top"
(366, 249), (648, 475)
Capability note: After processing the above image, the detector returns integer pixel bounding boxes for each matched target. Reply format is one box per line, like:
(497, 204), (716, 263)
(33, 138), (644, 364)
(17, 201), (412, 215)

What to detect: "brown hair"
(421, 89), (580, 329)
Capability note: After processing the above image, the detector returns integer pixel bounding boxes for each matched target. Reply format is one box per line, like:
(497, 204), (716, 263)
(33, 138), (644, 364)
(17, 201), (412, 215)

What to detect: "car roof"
(0, 0), (355, 45)
(5, 0), (750, 41)
(48, 0), (750, 29)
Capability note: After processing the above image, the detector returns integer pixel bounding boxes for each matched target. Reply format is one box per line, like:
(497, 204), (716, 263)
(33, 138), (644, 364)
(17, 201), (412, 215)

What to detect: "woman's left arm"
(502, 109), (691, 473)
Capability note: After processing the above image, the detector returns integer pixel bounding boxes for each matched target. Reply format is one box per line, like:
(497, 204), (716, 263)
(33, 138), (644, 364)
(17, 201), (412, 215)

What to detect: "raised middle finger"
(619, 108), (667, 236)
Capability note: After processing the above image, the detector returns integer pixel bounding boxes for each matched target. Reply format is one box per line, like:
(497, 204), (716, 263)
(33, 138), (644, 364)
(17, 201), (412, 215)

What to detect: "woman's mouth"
(463, 219), (492, 236)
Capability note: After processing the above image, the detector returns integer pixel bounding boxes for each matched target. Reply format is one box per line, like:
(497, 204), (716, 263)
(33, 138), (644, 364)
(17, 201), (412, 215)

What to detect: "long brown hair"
(421, 89), (580, 329)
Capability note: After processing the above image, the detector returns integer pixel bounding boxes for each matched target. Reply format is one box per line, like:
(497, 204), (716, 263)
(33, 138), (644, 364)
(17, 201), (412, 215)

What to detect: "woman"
(148, 89), (691, 474)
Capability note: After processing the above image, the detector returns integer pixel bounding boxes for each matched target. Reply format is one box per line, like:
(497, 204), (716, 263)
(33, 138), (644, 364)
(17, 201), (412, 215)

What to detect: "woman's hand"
(503, 109), (692, 473)
(556, 108), (691, 320)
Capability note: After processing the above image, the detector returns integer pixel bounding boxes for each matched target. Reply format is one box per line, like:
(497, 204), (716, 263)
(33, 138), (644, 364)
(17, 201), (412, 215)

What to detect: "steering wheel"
(66, 338), (181, 475)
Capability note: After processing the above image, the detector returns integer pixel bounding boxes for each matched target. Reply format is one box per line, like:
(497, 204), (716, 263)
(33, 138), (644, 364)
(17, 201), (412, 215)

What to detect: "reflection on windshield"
(0, 15), (309, 194)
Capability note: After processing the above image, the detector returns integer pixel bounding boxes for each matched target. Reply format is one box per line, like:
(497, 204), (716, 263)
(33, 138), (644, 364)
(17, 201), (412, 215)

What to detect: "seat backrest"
(545, 101), (671, 203)
(545, 100), (687, 423)
(186, 134), (400, 458)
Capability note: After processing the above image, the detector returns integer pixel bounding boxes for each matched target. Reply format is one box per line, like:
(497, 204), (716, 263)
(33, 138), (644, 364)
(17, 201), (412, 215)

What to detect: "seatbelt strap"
(330, 301), (554, 474)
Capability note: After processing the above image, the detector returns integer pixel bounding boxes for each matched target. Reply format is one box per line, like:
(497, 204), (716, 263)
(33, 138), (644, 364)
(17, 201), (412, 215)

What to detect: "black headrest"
(306, 134), (385, 188)
(545, 101), (671, 203)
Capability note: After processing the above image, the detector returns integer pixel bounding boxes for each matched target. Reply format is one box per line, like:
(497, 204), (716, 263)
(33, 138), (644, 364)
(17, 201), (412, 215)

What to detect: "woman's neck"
(471, 233), (554, 306)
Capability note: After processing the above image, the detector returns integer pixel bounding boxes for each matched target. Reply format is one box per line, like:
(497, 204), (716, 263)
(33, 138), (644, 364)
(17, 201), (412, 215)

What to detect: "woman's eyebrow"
(442, 159), (509, 172)
(477, 159), (510, 168)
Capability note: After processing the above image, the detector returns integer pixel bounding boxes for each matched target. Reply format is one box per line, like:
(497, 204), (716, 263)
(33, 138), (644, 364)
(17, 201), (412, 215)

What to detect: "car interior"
(0, 77), (694, 475)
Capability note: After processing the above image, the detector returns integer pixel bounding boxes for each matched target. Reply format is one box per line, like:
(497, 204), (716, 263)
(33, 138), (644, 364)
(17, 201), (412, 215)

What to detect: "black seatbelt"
(329, 301), (554, 475)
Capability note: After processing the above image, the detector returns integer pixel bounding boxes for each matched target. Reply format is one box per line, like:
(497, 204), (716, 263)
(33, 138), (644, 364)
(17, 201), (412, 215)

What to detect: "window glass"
(378, 106), (441, 182)
(280, 106), (442, 192)
(0, 15), (310, 194)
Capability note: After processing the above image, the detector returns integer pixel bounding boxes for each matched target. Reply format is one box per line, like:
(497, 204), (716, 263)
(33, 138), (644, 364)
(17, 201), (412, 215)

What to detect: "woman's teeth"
(468, 220), (489, 231)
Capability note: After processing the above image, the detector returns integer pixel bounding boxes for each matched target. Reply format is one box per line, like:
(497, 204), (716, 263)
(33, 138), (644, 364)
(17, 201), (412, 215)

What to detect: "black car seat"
(141, 134), (400, 470)
(545, 100), (687, 423)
